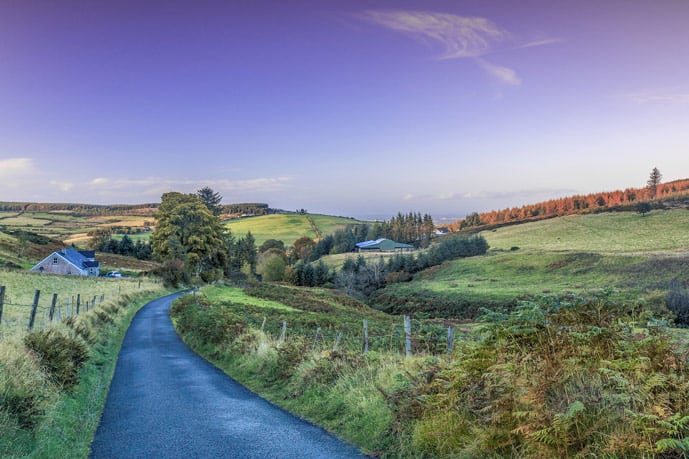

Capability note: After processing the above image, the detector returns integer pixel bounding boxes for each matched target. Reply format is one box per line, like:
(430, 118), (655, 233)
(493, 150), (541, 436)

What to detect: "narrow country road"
(89, 292), (365, 458)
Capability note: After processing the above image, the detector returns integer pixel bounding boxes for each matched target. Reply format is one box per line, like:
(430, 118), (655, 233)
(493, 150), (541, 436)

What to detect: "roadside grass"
(171, 285), (689, 457)
(202, 284), (299, 312)
(170, 285), (456, 455)
(224, 214), (367, 247)
(0, 279), (170, 458)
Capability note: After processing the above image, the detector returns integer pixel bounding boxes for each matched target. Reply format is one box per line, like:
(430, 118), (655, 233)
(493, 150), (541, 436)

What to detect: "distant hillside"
(0, 201), (159, 216)
(447, 178), (689, 231)
(372, 208), (689, 319)
(0, 201), (278, 218)
(223, 213), (366, 246)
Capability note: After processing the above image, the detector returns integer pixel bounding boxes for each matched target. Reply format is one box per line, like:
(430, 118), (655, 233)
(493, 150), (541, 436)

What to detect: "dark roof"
(60, 248), (100, 270)
(79, 250), (96, 259)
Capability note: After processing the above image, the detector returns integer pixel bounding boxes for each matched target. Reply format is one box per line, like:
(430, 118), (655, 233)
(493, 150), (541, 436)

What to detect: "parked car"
(105, 271), (122, 278)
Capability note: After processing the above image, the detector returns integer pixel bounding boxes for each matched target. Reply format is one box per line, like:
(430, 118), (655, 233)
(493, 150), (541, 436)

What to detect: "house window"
(52, 257), (58, 264)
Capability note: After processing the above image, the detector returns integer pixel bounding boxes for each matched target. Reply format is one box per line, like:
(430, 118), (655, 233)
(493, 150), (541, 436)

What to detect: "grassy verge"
(171, 285), (689, 457)
(169, 284), (459, 456)
(0, 289), (170, 458)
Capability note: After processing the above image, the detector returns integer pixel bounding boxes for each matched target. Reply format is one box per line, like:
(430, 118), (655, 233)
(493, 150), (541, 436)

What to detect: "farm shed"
(31, 248), (100, 276)
(355, 238), (415, 253)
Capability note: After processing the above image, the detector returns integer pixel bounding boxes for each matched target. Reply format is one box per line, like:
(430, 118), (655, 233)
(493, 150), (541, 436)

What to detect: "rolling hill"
(223, 213), (367, 246)
(371, 208), (689, 318)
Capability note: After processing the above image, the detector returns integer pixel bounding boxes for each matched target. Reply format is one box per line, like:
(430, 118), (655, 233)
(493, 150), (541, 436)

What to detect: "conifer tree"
(647, 167), (662, 199)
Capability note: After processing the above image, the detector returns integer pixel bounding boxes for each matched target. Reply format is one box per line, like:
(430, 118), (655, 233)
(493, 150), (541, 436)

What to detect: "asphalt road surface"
(90, 292), (365, 458)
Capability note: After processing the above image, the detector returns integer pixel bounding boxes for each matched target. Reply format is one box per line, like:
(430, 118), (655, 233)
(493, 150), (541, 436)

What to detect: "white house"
(31, 248), (100, 276)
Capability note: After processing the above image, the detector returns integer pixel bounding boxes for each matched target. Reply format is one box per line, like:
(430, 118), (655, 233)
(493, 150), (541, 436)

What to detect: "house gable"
(31, 248), (100, 276)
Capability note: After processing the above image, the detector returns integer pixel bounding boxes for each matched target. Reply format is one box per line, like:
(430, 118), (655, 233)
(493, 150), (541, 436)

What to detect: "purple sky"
(1, 1), (688, 220)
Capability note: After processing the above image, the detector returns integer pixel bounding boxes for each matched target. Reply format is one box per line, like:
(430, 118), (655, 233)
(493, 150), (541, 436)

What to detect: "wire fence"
(0, 284), (135, 337)
(235, 307), (461, 356)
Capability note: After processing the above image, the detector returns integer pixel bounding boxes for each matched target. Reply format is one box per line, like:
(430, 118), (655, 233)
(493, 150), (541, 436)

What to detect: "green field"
(224, 213), (366, 246)
(372, 209), (689, 318)
(0, 211), (152, 247)
(485, 209), (689, 254)
(0, 270), (163, 332)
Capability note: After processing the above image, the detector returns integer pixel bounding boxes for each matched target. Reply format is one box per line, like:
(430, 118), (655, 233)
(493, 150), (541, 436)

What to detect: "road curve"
(89, 292), (365, 458)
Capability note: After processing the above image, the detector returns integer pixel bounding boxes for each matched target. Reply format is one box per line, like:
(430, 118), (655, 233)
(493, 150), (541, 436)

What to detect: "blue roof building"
(31, 248), (101, 276)
(355, 238), (415, 253)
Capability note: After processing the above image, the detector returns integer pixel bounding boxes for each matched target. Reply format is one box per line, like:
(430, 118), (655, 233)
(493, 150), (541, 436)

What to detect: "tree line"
(290, 212), (436, 265)
(287, 234), (489, 298)
(450, 171), (688, 231)
(148, 188), (487, 296)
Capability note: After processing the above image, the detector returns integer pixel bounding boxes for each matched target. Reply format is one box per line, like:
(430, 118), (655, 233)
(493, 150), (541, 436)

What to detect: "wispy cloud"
(359, 10), (509, 59)
(477, 59), (521, 86)
(619, 90), (689, 104)
(358, 10), (559, 87)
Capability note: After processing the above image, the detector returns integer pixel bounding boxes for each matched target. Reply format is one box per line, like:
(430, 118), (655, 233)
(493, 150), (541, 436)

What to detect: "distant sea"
(353, 214), (463, 224)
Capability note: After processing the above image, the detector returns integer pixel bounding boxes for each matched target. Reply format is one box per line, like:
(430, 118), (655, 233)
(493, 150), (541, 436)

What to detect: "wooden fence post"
(0, 286), (5, 326)
(404, 315), (412, 357)
(28, 290), (40, 330)
(363, 319), (369, 354)
(261, 317), (266, 331)
(280, 321), (287, 342)
(447, 325), (455, 354)
(49, 293), (58, 321)
(312, 327), (321, 350)
(332, 331), (342, 351)
(76, 294), (81, 315)
(92, 295), (97, 309)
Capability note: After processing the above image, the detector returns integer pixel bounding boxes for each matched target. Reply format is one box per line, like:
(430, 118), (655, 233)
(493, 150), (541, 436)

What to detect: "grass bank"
(171, 285), (689, 457)
(170, 284), (462, 456)
(0, 287), (170, 458)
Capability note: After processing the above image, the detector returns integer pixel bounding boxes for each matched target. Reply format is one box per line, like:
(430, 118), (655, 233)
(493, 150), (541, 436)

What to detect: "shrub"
(406, 294), (689, 457)
(0, 338), (55, 428)
(23, 328), (89, 389)
(275, 337), (309, 381)
(171, 295), (246, 345)
(63, 316), (96, 344)
(667, 279), (689, 326)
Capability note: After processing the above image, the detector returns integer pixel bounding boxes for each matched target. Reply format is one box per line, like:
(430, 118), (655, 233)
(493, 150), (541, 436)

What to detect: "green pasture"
(111, 231), (152, 242)
(484, 209), (689, 254)
(373, 209), (689, 318)
(224, 213), (366, 246)
(0, 270), (163, 332)
(317, 251), (398, 269)
(202, 284), (298, 312)
(0, 211), (152, 244)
